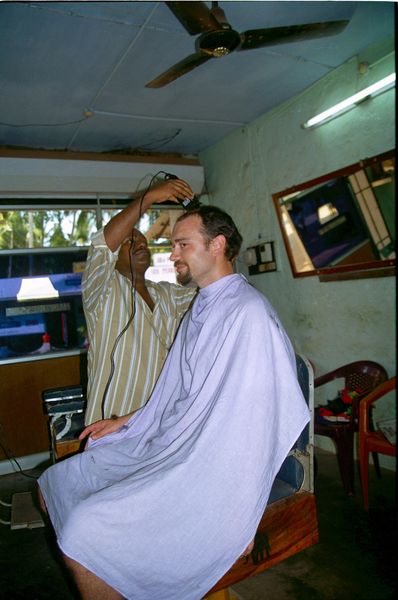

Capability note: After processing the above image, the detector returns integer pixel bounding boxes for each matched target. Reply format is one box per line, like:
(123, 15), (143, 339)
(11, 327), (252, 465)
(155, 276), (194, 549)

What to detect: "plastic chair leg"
(369, 411), (381, 479)
(334, 433), (355, 496)
(371, 451), (381, 479)
(359, 445), (370, 510)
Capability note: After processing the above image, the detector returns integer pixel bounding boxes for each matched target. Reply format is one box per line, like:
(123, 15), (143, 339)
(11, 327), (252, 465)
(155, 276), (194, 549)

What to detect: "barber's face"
(170, 215), (216, 289)
(116, 229), (151, 276)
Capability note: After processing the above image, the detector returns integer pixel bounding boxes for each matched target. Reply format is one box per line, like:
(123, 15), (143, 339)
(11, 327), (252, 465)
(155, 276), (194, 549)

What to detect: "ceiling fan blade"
(239, 20), (349, 51)
(166, 1), (220, 35)
(145, 52), (212, 88)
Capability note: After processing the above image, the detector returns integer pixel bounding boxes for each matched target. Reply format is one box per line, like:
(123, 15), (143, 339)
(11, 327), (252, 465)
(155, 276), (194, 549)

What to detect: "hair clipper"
(164, 173), (201, 211)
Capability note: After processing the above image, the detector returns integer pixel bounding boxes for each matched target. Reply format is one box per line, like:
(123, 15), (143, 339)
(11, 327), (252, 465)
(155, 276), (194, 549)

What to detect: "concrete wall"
(200, 49), (395, 467)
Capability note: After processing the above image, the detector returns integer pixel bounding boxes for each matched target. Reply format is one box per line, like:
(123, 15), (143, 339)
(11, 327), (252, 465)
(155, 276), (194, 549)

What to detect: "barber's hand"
(79, 413), (132, 442)
(145, 178), (194, 205)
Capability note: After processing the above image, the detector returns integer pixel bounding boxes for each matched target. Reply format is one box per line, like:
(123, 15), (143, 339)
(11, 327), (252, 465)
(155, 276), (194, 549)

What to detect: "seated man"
(38, 206), (310, 600)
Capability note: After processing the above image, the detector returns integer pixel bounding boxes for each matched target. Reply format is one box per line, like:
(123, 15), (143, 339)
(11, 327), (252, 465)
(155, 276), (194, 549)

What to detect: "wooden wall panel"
(0, 353), (87, 459)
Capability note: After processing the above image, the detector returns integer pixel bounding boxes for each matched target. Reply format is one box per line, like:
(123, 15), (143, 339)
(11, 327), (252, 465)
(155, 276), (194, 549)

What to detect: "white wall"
(200, 50), (395, 468)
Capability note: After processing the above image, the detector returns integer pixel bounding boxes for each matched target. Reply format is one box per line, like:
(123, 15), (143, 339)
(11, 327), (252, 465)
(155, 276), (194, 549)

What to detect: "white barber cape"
(38, 274), (310, 600)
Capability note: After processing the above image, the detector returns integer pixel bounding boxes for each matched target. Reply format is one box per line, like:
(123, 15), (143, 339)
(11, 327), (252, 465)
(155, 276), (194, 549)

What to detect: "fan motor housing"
(197, 29), (241, 57)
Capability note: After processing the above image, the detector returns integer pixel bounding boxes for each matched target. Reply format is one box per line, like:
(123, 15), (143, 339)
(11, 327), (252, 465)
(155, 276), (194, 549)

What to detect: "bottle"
(38, 332), (51, 353)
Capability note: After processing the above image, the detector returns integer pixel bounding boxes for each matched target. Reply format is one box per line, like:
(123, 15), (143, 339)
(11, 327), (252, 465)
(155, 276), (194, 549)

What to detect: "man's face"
(115, 229), (151, 277)
(175, 262), (193, 287)
(171, 215), (217, 289)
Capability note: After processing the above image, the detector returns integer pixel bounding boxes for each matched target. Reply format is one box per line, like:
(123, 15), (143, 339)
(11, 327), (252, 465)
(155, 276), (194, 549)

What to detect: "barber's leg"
(63, 554), (124, 600)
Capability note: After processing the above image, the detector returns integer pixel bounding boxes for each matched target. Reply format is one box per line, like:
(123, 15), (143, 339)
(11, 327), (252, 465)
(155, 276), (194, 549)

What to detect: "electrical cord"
(0, 440), (38, 480)
(0, 497), (11, 527)
(0, 117), (88, 128)
(99, 170), (169, 419)
(99, 249), (137, 420)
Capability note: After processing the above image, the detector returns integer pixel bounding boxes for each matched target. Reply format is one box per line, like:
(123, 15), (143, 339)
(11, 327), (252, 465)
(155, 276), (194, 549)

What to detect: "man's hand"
(104, 178), (194, 252)
(145, 178), (194, 205)
(79, 413), (132, 442)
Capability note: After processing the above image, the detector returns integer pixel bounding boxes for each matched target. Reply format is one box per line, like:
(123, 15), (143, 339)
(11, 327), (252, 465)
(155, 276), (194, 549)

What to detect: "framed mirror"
(272, 150), (395, 281)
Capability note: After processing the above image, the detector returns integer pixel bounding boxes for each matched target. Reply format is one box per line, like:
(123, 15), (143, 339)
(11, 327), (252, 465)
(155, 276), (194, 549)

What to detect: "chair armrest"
(359, 377), (396, 435)
(314, 372), (335, 388)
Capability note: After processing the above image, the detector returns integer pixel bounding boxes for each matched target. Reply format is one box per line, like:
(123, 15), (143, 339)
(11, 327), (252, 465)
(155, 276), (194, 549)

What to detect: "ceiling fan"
(146, 1), (349, 88)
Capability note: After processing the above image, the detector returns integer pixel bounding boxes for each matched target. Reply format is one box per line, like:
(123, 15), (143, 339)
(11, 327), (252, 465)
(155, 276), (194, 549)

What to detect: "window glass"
(0, 203), (183, 360)
(0, 209), (97, 249)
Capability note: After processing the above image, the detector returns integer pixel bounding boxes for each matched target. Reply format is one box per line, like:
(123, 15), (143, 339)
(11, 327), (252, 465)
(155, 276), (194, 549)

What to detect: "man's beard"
(175, 262), (193, 287)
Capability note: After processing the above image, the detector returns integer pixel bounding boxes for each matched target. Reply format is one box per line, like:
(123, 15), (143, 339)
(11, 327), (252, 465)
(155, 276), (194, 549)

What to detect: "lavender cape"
(38, 274), (310, 599)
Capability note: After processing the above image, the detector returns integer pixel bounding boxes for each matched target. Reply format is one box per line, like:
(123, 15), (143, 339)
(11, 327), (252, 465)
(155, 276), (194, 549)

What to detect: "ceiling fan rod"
(211, 1), (230, 29)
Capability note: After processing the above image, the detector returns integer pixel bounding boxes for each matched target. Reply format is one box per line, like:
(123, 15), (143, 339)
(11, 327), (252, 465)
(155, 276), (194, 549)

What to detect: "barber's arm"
(104, 179), (194, 252)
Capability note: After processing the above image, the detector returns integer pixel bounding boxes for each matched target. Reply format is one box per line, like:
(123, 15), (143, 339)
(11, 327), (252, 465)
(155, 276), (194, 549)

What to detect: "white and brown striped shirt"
(82, 230), (196, 424)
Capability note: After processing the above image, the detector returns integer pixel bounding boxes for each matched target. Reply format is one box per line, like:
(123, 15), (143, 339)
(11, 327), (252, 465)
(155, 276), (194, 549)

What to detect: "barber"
(82, 178), (197, 424)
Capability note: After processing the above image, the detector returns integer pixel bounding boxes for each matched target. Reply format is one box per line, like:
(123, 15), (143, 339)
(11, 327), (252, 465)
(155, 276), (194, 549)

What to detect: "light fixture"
(303, 73), (396, 129)
(317, 202), (339, 225)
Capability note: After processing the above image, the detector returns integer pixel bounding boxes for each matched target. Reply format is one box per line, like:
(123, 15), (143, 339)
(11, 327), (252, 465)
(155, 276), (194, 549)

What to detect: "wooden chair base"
(53, 437), (83, 461)
(203, 589), (236, 600)
(206, 491), (318, 596)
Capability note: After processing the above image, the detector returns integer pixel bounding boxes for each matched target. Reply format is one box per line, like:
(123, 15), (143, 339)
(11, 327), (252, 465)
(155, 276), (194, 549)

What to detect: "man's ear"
(210, 234), (227, 257)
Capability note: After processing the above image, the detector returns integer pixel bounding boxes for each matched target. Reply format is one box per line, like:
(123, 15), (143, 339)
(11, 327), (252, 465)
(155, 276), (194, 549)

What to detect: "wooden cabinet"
(0, 352), (87, 459)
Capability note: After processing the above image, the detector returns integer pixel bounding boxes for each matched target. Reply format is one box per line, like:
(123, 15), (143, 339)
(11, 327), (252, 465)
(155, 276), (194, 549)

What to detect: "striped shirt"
(82, 230), (196, 424)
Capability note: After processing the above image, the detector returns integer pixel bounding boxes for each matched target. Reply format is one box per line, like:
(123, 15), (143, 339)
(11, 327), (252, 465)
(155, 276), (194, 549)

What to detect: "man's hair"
(176, 205), (243, 261)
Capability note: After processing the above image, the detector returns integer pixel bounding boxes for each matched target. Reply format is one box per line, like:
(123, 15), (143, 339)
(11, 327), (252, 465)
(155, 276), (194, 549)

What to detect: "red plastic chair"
(359, 377), (396, 510)
(314, 361), (388, 495)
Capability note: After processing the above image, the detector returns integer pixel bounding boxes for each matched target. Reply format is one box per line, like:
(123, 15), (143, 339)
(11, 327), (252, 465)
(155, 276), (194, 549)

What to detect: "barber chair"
(42, 385), (86, 461)
(204, 354), (318, 599)
(358, 377), (396, 511)
(313, 361), (388, 496)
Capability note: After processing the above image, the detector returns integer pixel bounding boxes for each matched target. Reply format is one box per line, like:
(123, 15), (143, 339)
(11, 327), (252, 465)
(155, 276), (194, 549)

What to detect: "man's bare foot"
(37, 486), (47, 514)
(241, 539), (254, 557)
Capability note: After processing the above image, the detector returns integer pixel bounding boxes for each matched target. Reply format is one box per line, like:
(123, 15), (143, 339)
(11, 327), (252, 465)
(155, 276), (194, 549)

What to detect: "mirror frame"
(272, 150), (395, 282)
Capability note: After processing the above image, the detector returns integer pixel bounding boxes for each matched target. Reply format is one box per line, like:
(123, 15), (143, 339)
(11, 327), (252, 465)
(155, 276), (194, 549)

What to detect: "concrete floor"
(0, 449), (396, 600)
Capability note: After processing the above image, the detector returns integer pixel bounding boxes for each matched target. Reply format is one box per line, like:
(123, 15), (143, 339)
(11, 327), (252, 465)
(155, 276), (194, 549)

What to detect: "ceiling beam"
(0, 146), (200, 166)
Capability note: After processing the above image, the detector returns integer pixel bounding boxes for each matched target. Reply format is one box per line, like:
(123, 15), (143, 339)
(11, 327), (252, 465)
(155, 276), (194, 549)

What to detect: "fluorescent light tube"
(303, 73), (396, 129)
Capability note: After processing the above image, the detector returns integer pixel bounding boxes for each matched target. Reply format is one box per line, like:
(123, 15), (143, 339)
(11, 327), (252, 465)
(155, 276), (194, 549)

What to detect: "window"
(0, 208), (98, 249)
(0, 201), (183, 360)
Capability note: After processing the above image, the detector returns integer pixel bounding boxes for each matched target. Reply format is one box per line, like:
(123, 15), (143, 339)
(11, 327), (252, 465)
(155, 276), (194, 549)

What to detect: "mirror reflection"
(273, 150), (395, 279)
